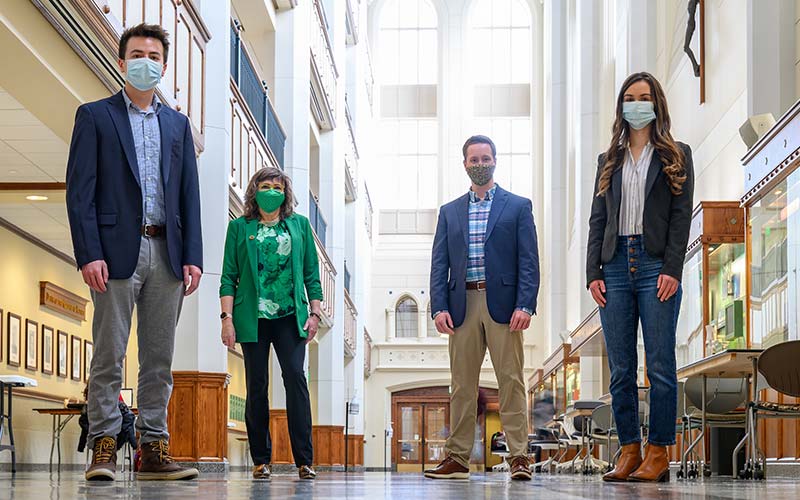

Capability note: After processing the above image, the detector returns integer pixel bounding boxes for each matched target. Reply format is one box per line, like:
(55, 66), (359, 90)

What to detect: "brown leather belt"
(142, 224), (166, 238)
(466, 281), (487, 291)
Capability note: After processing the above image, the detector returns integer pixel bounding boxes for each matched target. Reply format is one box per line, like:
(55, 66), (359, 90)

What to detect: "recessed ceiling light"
(26, 195), (48, 201)
(8, 170), (18, 175)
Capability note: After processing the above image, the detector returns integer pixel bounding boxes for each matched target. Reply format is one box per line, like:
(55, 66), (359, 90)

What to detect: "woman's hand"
(221, 320), (236, 349)
(657, 274), (679, 302)
(588, 279), (607, 307)
(304, 314), (320, 344)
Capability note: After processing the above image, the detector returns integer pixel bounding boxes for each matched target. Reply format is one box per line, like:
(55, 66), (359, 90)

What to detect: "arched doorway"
(391, 386), (500, 472)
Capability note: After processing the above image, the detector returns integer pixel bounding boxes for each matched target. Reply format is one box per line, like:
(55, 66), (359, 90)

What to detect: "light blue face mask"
(125, 58), (163, 91)
(622, 101), (656, 130)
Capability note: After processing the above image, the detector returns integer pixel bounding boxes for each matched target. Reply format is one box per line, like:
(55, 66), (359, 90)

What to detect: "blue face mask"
(622, 101), (656, 130)
(125, 58), (163, 91)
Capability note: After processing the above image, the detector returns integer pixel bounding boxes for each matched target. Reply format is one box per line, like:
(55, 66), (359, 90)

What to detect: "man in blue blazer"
(65, 24), (202, 482)
(425, 135), (539, 481)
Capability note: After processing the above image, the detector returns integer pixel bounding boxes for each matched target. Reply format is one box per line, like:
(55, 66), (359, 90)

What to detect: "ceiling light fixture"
(26, 195), (48, 201)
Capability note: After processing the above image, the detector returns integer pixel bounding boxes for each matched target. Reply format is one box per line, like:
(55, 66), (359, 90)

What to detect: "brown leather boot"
(85, 436), (117, 481)
(424, 456), (470, 479)
(602, 443), (642, 482)
(628, 444), (670, 482)
(137, 440), (199, 480)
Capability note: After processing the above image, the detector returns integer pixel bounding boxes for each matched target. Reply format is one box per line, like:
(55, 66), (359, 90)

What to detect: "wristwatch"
(309, 311), (321, 321)
(220, 312), (232, 321)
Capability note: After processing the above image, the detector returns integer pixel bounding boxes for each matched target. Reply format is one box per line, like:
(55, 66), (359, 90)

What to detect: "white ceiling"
(0, 85), (73, 258)
(0, 86), (68, 182)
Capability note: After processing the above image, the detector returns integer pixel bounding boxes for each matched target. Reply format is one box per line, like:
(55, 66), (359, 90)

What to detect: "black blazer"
(586, 142), (694, 287)
(66, 91), (203, 280)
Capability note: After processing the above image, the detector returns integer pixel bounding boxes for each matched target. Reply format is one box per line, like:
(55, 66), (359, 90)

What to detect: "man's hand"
(81, 260), (108, 293)
(434, 311), (455, 335)
(657, 274), (679, 302)
(588, 279), (606, 307)
(183, 265), (202, 296)
(509, 309), (532, 332)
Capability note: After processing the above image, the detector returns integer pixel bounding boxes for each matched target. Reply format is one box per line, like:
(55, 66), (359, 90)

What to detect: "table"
(676, 349), (763, 478)
(34, 405), (138, 473)
(0, 376), (38, 474)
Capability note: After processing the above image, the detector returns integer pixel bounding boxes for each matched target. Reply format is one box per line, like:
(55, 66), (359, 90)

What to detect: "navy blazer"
(65, 91), (203, 280)
(430, 185), (540, 328)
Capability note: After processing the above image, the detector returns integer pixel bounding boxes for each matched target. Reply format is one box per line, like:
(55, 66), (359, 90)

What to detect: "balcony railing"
(313, 230), (337, 324)
(344, 290), (357, 358)
(364, 329), (373, 378)
(362, 38), (375, 110)
(344, 95), (359, 201)
(309, 191), (328, 247)
(310, 0), (338, 130)
(345, 0), (359, 45)
(344, 261), (351, 294)
(364, 184), (374, 241)
(231, 22), (287, 169)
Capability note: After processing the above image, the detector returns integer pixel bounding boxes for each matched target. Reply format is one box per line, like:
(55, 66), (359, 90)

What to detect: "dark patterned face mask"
(466, 163), (496, 186)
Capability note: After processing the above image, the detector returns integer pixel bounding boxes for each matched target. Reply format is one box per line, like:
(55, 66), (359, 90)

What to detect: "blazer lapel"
(244, 218), (259, 285)
(484, 187), (508, 241)
(644, 152), (663, 200)
(106, 92), (141, 187)
(456, 193), (470, 247)
(158, 109), (173, 187)
(611, 165), (622, 215)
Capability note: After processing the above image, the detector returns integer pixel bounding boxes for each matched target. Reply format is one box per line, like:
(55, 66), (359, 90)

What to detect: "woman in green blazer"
(219, 167), (323, 481)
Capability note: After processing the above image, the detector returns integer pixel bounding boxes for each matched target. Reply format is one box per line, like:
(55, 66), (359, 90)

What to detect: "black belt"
(141, 225), (166, 238)
(466, 281), (487, 291)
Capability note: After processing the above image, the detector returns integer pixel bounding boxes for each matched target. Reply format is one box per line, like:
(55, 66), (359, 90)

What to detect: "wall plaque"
(39, 282), (88, 322)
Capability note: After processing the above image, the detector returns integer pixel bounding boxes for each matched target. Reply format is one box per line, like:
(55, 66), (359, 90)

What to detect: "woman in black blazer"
(586, 72), (694, 483)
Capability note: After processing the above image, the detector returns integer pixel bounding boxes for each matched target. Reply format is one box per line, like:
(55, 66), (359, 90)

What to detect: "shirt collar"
(626, 142), (653, 163)
(469, 184), (497, 203)
(122, 89), (162, 115)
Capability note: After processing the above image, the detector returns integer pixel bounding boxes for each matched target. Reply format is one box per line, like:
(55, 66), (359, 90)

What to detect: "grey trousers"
(88, 237), (184, 447)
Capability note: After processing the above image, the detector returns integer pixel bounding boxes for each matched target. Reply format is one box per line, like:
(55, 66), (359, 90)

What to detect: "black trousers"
(241, 315), (313, 466)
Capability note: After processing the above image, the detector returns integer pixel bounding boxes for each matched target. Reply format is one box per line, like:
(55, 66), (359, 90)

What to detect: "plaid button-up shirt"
(466, 185), (497, 282)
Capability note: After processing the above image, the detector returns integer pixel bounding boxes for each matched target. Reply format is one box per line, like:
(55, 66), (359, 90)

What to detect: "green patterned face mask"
(256, 189), (285, 213)
(466, 163), (496, 186)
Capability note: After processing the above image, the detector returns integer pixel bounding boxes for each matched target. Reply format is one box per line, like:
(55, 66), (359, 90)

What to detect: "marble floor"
(1, 471), (800, 499)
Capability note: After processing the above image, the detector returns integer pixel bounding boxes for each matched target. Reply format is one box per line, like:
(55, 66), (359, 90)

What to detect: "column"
(169, 0), (231, 466)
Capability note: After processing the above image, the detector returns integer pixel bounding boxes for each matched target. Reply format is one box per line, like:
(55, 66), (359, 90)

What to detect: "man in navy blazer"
(425, 135), (539, 481)
(65, 24), (201, 482)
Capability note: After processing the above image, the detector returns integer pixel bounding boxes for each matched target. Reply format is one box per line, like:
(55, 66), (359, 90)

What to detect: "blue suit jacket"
(65, 91), (203, 280)
(430, 186), (540, 328)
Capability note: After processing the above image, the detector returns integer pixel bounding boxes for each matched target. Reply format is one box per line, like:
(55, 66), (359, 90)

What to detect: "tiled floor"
(1, 471), (799, 499)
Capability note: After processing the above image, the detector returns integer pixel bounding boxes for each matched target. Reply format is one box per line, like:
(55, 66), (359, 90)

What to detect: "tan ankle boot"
(628, 444), (670, 482)
(602, 443), (643, 482)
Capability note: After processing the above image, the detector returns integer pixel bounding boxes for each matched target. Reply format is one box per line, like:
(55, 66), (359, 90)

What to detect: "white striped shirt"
(619, 143), (654, 236)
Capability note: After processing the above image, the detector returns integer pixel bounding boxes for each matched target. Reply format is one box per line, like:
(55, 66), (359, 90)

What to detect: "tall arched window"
(395, 297), (419, 338)
(467, 0), (533, 201)
(376, 0), (438, 209)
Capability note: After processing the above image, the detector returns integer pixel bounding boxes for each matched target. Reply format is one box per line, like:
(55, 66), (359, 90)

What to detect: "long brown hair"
(243, 167), (295, 221)
(596, 72), (686, 197)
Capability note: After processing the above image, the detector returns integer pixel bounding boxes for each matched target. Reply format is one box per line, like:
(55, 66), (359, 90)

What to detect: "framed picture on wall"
(84, 340), (93, 382)
(42, 325), (54, 375)
(71, 335), (82, 381)
(7, 313), (21, 367)
(25, 319), (38, 371)
(57, 330), (68, 378)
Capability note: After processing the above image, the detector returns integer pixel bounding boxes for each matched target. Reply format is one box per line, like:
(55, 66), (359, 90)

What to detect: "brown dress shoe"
(85, 436), (117, 481)
(424, 456), (469, 479)
(252, 464), (271, 480)
(602, 443), (642, 482)
(510, 456), (532, 481)
(299, 465), (317, 479)
(137, 440), (199, 480)
(628, 444), (670, 482)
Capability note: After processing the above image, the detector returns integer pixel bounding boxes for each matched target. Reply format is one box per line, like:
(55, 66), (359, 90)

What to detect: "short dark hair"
(462, 135), (497, 160)
(118, 23), (170, 61)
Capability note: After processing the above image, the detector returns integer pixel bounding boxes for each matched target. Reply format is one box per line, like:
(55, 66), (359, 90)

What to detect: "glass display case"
(742, 99), (800, 350)
(676, 202), (746, 366)
(541, 344), (579, 417)
(565, 363), (580, 409)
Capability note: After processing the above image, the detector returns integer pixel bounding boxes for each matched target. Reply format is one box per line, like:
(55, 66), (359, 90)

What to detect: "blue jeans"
(597, 235), (681, 446)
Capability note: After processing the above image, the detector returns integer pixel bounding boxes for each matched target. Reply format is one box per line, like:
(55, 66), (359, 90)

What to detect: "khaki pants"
(445, 290), (527, 468)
